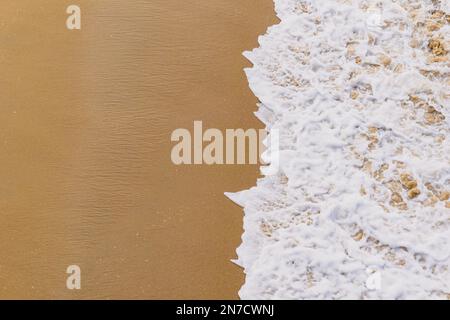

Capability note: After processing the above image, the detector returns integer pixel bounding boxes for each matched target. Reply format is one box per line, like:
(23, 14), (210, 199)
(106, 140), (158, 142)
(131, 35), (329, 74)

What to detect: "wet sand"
(0, 1), (276, 299)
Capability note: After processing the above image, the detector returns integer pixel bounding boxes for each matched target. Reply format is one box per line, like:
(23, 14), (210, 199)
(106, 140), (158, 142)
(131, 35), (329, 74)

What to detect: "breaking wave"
(227, 0), (450, 299)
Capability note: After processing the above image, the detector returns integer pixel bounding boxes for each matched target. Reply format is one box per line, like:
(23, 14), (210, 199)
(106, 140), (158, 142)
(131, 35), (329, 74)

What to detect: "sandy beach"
(0, 0), (276, 299)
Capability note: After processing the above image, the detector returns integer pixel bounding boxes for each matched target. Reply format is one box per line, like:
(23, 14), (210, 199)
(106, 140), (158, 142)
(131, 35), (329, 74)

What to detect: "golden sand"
(0, 0), (276, 299)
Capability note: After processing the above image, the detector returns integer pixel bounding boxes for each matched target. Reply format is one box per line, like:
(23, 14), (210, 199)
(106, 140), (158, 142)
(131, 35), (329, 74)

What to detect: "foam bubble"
(228, 0), (450, 299)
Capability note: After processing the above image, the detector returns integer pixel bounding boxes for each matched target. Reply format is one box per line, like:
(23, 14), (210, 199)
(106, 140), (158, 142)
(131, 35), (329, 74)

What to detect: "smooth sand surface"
(0, 1), (276, 298)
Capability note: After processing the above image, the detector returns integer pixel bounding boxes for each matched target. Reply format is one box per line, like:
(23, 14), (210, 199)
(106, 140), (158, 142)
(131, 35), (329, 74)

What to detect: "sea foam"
(227, 0), (449, 299)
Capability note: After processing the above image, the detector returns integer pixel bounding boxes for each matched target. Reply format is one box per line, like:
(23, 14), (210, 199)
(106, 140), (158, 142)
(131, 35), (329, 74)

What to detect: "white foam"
(228, 0), (450, 299)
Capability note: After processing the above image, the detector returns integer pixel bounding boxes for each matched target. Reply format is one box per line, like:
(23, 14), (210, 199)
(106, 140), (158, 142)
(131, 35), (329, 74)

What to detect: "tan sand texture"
(0, 0), (276, 299)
